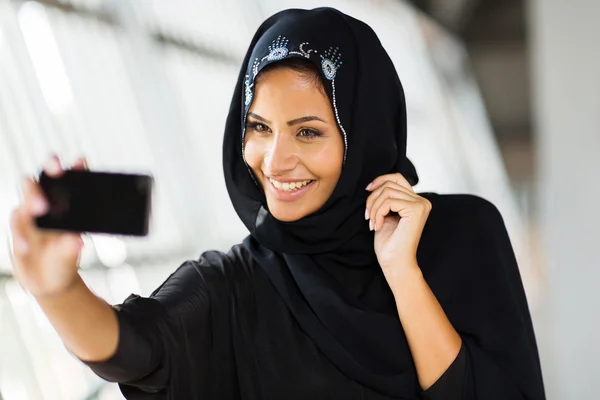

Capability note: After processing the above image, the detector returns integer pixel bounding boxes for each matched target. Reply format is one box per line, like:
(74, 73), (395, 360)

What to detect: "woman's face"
(244, 67), (344, 222)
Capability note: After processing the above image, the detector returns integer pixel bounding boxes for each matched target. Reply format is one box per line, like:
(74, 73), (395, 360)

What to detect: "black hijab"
(223, 7), (545, 399)
(223, 7), (421, 396)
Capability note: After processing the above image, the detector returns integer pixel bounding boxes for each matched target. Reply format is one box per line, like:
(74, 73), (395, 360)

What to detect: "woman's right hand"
(10, 155), (87, 299)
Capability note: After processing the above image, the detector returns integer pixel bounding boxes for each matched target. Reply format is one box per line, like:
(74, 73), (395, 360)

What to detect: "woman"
(10, 7), (545, 400)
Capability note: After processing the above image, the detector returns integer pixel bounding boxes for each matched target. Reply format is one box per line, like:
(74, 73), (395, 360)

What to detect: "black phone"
(35, 169), (153, 236)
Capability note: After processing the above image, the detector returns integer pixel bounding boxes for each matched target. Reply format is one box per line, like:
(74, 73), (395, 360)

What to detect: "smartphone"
(35, 170), (153, 236)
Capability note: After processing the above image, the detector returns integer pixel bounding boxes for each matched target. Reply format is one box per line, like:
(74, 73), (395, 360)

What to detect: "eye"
(297, 128), (323, 140)
(254, 123), (268, 132)
(246, 121), (270, 133)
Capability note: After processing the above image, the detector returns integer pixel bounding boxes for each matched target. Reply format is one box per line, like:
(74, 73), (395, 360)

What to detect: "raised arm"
(9, 156), (163, 385)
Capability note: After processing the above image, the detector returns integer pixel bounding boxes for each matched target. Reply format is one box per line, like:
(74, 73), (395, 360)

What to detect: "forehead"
(255, 67), (323, 92)
(250, 69), (333, 115)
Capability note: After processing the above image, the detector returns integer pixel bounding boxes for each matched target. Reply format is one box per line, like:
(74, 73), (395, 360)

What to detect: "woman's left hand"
(365, 173), (432, 274)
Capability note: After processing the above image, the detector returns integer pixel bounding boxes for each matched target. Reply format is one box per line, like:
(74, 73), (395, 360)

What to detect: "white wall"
(530, 0), (600, 397)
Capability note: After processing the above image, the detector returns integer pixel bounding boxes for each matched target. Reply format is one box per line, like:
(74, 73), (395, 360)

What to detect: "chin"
(267, 202), (310, 222)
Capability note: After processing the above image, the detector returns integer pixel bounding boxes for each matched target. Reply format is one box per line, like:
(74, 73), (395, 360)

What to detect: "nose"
(263, 132), (297, 175)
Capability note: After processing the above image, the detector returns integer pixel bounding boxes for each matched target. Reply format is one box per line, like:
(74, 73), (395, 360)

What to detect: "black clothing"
(224, 7), (424, 396)
(86, 194), (544, 400)
(85, 7), (545, 400)
(222, 6), (544, 399)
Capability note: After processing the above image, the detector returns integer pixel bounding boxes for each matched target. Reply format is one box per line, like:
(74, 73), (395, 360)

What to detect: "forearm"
(34, 274), (119, 362)
(387, 265), (462, 390)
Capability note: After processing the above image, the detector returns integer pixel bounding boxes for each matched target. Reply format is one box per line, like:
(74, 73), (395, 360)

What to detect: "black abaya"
(85, 193), (544, 399)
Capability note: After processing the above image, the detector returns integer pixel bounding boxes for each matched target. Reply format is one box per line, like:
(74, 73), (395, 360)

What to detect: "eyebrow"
(247, 112), (326, 126)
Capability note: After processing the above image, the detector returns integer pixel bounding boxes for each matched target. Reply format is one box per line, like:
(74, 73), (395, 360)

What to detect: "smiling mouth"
(268, 177), (315, 192)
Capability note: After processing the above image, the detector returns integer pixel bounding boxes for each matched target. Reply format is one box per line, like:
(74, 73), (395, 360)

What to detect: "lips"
(268, 177), (314, 192)
(265, 176), (316, 202)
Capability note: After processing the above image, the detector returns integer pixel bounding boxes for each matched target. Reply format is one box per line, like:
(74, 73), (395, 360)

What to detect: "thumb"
(57, 233), (84, 258)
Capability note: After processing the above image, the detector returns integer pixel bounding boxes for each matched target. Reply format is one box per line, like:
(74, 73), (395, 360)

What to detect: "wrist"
(380, 257), (419, 277)
(383, 262), (423, 296)
(33, 274), (85, 304)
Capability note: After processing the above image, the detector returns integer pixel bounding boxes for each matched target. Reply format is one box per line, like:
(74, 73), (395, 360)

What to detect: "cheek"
(244, 137), (264, 172)
(312, 140), (344, 179)
(317, 155), (341, 180)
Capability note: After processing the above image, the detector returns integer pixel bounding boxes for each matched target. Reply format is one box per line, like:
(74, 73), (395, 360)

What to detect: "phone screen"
(35, 170), (153, 236)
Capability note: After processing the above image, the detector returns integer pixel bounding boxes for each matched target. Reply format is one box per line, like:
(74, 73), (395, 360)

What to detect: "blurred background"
(0, 0), (597, 398)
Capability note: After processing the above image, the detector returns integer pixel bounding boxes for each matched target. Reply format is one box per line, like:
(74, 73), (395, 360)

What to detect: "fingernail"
(369, 219), (373, 231)
(45, 157), (61, 174)
(365, 208), (369, 220)
(34, 198), (48, 214)
(366, 182), (373, 191)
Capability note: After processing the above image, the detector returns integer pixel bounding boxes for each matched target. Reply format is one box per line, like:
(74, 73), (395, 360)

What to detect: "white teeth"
(269, 178), (312, 192)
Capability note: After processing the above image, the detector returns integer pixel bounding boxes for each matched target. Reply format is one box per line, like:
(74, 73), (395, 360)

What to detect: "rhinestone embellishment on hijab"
(320, 47), (343, 80)
(266, 36), (290, 61)
(244, 78), (253, 106)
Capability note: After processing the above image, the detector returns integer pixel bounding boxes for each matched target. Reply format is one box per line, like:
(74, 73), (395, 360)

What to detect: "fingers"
(43, 154), (87, 174)
(72, 157), (88, 170)
(371, 197), (428, 232)
(23, 177), (48, 217)
(11, 155), (87, 253)
(29, 155), (87, 215)
(365, 180), (417, 219)
(53, 232), (84, 260)
(367, 185), (418, 231)
(44, 154), (64, 177)
(9, 207), (32, 256)
(12, 177), (49, 258)
(366, 173), (414, 193)
(365, 176), (431, 231)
